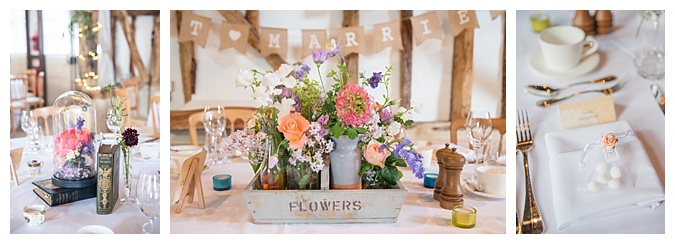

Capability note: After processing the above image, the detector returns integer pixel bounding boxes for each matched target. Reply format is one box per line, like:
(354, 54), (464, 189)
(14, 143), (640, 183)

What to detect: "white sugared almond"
(610, 167), (622, 179)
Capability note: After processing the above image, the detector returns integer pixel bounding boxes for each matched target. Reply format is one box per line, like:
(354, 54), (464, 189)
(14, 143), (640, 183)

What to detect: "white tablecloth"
(515, 10), (665, 234)
(9, 136), (161, 234)
(169, 147), (506, 234)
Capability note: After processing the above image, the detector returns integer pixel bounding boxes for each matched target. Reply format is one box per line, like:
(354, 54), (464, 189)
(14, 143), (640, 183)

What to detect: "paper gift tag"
(558, 95), (616, 130)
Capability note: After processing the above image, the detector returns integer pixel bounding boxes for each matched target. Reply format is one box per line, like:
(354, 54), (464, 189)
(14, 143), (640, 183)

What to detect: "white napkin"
(545, 120), (664, 230)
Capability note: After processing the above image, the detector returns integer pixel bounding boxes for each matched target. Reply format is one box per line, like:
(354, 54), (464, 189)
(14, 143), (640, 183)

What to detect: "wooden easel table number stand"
(173, 150), (207, 214)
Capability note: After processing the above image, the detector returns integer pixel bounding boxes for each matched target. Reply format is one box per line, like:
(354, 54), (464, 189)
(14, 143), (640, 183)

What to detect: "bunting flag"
(410, 11), (442, 46)
(179, 11), (494, 57)
(337, 26), (366, 56)
(448, 10), (480, 36)
(372, 21), (403, 52)
(178, 12), (211, 47)
(301, 30), (327, 58)
(260, 27), (288, 58)
(220, 22), (250, 53)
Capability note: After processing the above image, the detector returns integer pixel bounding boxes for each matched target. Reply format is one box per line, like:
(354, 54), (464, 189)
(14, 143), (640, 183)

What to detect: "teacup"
(139, 142), (160, 160)
(474, 165), (506, 195)
(23, 204), (45, 227)
(539, 25), (599, 70)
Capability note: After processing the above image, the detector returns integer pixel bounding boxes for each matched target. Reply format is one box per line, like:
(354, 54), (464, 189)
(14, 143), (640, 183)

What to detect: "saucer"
(76, 225), (114, 234)
(170, 145), (203, 157)
(133, 152), (158, 161)
(529, 48), (600, 78)
(462, 182), (505, 199)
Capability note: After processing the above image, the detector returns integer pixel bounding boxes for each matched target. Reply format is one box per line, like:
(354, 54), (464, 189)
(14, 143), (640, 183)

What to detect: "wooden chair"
(25, 69), (37, 96)
(188, 107), (256, 146)
(26, 71), (45, 108)
(188, 111), (204, 146)
(149, 96), (160, 138)
(114, 88), (145, 128)
(450, 117), (506, 153)
(10, 77), (29, 136)
(122, 78), (140, 117)
(32, 106), (53, 135)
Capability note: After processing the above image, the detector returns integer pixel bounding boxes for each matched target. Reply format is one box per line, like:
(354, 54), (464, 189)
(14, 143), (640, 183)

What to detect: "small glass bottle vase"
(259, 135), (286, 190)
(287, 163), (320, 190)
(634, 10), (665, 80)
(119, 147), (136, 205)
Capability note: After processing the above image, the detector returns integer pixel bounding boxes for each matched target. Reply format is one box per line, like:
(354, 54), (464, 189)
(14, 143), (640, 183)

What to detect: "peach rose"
(277, 113), (310, 149)
(602, 133), (618, 149)
(363, 140), (390, 168)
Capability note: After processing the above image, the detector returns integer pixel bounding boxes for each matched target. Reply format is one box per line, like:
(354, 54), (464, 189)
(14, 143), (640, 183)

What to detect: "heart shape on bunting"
(229, 30), (241, 41)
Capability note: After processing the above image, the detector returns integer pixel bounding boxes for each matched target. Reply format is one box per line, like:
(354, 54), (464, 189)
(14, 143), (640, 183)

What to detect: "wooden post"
(218, 10), (286, 70)
(450, 28), (474, 121)
(111, 12), (117, 79)
(342, 10), (359, 84)
(115, 10), (149, 84)
(129, 15), (136, 77)
(151, 15), (160, 87)
(499, 13), (506, 119)
(176, 10), (196, 103)
(400, 10), (413, 109)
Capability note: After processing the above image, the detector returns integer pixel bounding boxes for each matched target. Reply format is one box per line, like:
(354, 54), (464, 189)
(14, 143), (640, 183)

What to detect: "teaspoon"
(524, 75), (616, 97)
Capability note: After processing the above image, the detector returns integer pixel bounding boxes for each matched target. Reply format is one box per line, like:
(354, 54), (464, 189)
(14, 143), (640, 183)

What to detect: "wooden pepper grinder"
(594, 10), (614, 34)
(433, 144), (454, 201)
(439, 147), (466, 210)
(573, 10), (596, 35)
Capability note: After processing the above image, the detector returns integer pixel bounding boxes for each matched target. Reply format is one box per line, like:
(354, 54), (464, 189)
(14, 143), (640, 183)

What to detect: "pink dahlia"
(335, 84), (371, 127)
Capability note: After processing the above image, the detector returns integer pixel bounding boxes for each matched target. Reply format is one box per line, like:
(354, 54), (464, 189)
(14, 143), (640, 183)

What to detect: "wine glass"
(136, 168), (160, 234)
(203, 106), (226, 165)
(21, 110), (37, 135)
(465, 111), (493, 165)
(106, 108), (121, 137)
(27, 126), (45, 154)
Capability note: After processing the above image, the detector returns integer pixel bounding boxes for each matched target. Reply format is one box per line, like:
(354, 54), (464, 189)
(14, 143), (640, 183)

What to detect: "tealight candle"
(452, 205), (477, 229)
(531, 13), (550, 33)
(424, 173), (438, 188)
(27, 160), (43, 177)
(213, 174), (232, 191)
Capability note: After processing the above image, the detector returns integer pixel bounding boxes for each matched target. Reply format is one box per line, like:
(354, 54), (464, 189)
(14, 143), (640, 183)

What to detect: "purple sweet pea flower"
(368, 72), (382, 89)
(293, 95), (302, 113)
(379, 109), (392, 123)
(317, 115), (329, 126)
(76, 117), (85, 130)
(312, 50), (329, 64)
(279, 86), (294, 99)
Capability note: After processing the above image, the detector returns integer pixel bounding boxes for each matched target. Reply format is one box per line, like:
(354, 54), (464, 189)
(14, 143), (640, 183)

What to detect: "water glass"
(137, 168), (160, 234)
(21, 110), (37, 136)
(465, 111), (493, 164)
(634, 10), (665, 80)
(203, 106), (226, 165)
(106, 108), (121, 136)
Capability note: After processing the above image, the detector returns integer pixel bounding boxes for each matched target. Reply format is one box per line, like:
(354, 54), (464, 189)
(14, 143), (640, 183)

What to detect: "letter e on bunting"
(302, 30), (327, 58)
(373, 21), (403, 52)
(448, 10), (480, 36)
(178, 12), (211, 48)
(337, 26), (365, 56)
(260, 28), (288, 58)
(220, 22), (249, 54)
(410, 11), (442, 46)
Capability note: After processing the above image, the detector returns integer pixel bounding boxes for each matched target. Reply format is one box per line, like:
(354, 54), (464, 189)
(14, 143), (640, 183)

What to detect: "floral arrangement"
(227, 39), (424, 189)
(53, 113), (96, 180)
(106, 84), (140, 189)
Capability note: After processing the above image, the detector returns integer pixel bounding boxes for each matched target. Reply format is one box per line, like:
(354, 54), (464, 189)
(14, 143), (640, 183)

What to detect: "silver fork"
(536, 79), (627, 107)
(516, 109), (544, 234)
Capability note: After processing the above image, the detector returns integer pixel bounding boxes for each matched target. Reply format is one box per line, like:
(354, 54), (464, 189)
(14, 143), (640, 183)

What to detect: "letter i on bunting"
(178, 12), (211, 48)
(220, 22), (249, 54)
(337, 26), (366, 55)
(260, 28), (288, 58)
(448, 10), (480, 36)
(410, 11), (442, 46)
(302, 30), (327, 58)
(372, 21), (403, 52)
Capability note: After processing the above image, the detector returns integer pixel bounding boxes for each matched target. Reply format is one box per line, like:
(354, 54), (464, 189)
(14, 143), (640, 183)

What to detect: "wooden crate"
(242, 160), (408, 224)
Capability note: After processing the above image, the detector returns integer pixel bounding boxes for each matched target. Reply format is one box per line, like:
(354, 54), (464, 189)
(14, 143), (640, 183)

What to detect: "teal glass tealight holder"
(213, 174), (232, 191)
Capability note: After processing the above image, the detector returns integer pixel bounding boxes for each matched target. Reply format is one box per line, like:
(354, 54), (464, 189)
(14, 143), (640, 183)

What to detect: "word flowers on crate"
(227, 39), (425, 190)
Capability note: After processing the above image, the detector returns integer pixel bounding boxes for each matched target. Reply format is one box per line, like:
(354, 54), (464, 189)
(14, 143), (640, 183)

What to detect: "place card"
(558, 95), (616, 130)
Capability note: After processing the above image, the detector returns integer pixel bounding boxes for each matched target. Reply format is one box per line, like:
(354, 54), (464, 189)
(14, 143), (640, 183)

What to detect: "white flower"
(236, 69), (254, 88)
(246, 118), (256, 129)
(275, 98), (296, 118)
(262, 73), (282, 88)
(275, 64), (295, 78)
(252, 88), (273, 106)
(398, 107), (413, 121)
(387, 121), (401, 136)
(269, 155), (279, 168)
(281, 76), (297, 89)
(412, 101), (424, 114)
(65, 150), (78, 161)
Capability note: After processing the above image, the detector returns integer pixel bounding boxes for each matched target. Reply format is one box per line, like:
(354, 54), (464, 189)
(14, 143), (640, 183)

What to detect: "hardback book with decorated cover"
(96, 144), (120, 215)
(32, 179), (97, 207)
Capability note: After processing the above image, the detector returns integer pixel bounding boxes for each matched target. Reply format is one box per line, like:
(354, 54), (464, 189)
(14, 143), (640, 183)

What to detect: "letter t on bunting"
(260, 28), (288, 58)
(448, 10), (480, 36)
(220, 22), (250, 54)
(410, 11), (442, 46)
(178, 12), (211, 48)
(302, 30), (327, 58)
(372, 21), (403, 52)
(337, 26), (366, 56)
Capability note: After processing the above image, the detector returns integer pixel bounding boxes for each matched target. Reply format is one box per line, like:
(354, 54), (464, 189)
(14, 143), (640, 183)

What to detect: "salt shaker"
(573, 10), (596, 36)
(439, 147), (466, 210)
(594, 10), (613, 34)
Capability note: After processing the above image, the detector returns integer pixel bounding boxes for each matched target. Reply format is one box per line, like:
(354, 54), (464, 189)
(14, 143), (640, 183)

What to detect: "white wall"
(170, 10), (504, 121)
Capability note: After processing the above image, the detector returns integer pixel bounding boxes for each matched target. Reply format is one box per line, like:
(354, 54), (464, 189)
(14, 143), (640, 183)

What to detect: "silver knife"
(651, 84), (665, 113)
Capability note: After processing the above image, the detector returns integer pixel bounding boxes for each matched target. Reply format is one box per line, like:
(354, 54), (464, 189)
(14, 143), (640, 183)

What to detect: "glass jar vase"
(51, 91), (98, 188)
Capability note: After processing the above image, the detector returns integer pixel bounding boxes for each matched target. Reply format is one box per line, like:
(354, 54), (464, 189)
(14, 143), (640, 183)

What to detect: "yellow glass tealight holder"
(531, 13), (550, 33)
(452, 205), (477, 228)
